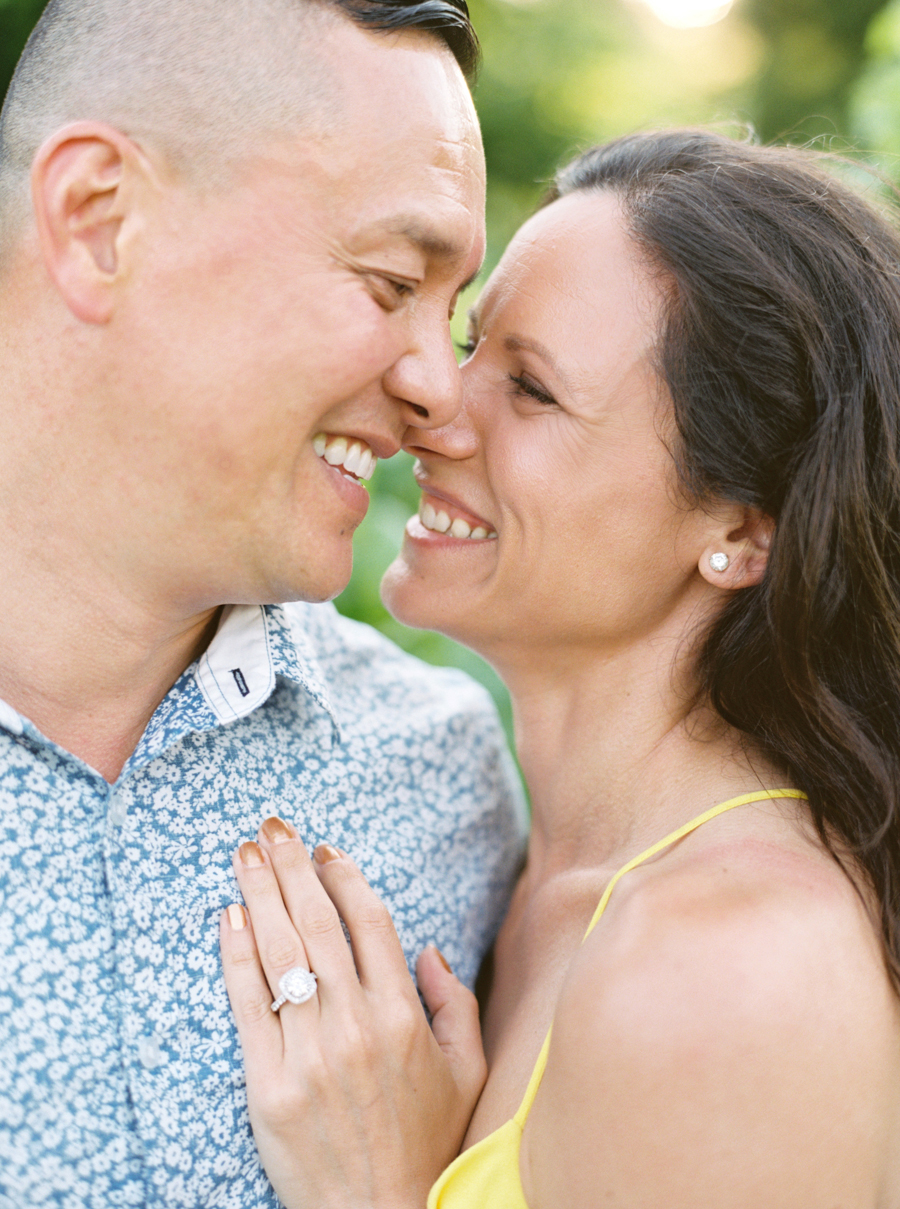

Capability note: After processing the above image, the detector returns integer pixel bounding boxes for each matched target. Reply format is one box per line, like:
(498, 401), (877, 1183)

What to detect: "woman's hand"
(219, 816), (487, 1209)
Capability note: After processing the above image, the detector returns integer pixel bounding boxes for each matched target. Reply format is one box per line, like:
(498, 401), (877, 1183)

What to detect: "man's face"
(105, 20), (485, 609)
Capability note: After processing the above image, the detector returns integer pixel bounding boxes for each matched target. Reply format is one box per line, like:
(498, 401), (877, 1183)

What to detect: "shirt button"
(137, 1034), (164, 1070)
(108, 796), (128, 828)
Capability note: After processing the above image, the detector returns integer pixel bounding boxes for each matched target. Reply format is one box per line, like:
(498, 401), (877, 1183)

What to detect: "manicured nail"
(227, 904), (247, 931)
(431, 944), (452, 974)
(260, 816), (294, 844)
(239, 841), (265, 867)
(314, 843), (342, 864)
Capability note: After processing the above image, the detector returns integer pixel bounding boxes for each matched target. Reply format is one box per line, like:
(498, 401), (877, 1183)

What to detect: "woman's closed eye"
(455, 323), (558, 405)
(509, 373), (558, 407)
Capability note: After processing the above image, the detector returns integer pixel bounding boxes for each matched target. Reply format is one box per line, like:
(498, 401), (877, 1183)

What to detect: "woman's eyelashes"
(509, 373), (558, 407)
(456, 328), (558, 406)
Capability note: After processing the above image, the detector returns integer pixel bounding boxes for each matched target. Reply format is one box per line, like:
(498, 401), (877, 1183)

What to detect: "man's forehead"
(329, 23), (485, 188)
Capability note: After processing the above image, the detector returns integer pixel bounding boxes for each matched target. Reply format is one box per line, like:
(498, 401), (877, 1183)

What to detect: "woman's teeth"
(313, 433), (377, 481)
(420, 501), (497, 541)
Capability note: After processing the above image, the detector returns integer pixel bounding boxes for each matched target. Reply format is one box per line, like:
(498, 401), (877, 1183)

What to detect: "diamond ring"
(270, 966), (318, 1012)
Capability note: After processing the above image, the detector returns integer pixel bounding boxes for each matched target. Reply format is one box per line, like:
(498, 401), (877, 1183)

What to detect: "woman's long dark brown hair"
(550, 130), (900, 984)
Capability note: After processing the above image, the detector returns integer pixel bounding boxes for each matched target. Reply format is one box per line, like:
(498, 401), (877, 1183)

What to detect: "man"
(0, 1), (524, 1204)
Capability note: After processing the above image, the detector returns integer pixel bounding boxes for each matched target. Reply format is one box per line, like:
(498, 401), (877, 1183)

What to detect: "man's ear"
(698, 506), (774, 590)
(31, 122), (150, 325)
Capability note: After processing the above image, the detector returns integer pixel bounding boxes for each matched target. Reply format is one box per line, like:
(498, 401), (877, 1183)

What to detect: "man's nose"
(382, 320), (463, 431)
(401, 366), (481, 462)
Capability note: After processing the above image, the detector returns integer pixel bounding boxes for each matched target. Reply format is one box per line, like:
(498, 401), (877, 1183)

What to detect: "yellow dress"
(428, 789), (809, 1209)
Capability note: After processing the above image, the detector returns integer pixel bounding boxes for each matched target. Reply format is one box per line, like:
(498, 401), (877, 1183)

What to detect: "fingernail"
(432, 944), (452, 974)
(239, 841), (265, 867)
(314, 843), (342, 864)
(260, 816), (294, 844)
(227, 904), (247, 930)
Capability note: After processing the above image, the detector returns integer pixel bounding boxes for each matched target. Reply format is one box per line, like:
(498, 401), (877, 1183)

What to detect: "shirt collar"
(195, 603), (341, 739)
(0, 604), (342, 752)
(0, 697), (24, 737)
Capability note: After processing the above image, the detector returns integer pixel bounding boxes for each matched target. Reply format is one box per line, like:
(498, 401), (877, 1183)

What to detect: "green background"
(6, 0), (900, 736)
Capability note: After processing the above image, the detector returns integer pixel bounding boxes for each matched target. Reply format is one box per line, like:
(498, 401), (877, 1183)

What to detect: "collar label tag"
(230, 668), (250, 698)
(196, 606), (276, 723)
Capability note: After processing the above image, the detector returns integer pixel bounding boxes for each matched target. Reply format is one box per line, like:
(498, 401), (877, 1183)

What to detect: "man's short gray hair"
(0, 0), (478, 256)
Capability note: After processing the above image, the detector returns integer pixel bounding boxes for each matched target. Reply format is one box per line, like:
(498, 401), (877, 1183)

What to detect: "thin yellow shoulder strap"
(581, 788), (808, 942)
(512, 788), (808, 1127)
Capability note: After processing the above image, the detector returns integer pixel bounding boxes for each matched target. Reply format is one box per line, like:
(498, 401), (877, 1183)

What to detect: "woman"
(220, 130), (900, 1207)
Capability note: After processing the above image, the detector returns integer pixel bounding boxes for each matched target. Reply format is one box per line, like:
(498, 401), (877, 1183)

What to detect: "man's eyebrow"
(383, 216), (458, 259)
(380, 217), (483, 287)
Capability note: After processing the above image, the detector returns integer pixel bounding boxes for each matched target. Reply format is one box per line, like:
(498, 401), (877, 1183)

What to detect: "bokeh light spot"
(641, 0), (733, 29)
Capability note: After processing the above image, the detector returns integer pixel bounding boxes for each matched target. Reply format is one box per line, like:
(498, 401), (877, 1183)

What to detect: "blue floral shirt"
(0, 602), (525, 1207)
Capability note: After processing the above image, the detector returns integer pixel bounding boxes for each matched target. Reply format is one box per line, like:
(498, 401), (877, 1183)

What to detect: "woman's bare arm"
(522, 854), (899, 1208)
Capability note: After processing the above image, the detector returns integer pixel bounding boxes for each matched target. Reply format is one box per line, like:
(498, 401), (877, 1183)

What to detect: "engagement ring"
(270, 966), (318, 1012)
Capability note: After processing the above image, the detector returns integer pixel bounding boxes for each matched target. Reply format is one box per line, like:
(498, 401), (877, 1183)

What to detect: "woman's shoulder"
(567, 815), (900, 1077)
(595, 808), (886, 984)
(520, 819), (900, 1207)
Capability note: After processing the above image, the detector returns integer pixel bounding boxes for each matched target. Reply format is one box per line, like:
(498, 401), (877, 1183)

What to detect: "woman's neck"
(501, 638), (784, 882)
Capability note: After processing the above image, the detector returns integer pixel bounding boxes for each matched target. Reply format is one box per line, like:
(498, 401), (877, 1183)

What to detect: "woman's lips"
(413, 492), (497, 541)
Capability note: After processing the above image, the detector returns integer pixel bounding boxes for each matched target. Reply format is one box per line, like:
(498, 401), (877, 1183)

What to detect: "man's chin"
(273, 579), (349, 606)
(249, 558), (354, 608)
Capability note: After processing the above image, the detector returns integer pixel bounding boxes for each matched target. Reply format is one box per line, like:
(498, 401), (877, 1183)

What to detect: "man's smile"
(313, 433), (378, 481)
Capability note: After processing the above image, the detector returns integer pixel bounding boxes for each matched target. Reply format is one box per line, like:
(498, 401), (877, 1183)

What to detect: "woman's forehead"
(473, 191), (662, 368)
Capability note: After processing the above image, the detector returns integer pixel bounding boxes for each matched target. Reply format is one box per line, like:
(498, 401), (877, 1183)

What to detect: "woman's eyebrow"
(464, 315), (570, 389)
(504, 333), (569, 388)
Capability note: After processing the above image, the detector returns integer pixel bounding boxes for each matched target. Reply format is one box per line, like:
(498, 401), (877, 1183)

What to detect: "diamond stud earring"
(709, 552), (730, 572)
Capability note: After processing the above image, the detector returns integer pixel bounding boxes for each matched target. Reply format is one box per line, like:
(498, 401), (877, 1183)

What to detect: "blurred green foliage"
(2, 0), (900, 736)
(852, 0), (900, 170)
(0, 0), (43, 93)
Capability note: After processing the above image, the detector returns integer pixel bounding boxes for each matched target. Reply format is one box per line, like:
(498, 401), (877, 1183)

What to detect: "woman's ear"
(31, 121), (150, 325)
(699, 507), (774, 590)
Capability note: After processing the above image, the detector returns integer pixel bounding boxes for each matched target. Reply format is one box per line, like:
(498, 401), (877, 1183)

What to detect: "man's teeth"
(420, 501), (496, 541)
(313, 433), (376, 481)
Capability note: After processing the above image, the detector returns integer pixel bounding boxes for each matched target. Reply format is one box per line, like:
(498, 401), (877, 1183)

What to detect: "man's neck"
(0, 550), (221, 782)
(0, 265), (230, 781)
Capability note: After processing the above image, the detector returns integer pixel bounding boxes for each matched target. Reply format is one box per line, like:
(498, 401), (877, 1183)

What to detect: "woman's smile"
(412, 489), (498, 541)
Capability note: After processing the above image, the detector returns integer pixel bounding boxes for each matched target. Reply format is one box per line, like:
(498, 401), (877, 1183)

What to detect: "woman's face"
(381, 191), (717, 664)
